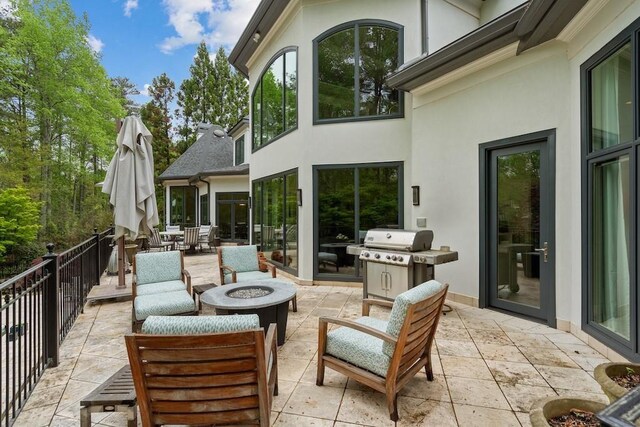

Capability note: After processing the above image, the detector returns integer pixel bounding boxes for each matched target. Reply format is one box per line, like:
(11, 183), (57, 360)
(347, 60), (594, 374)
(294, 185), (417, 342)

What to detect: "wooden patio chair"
(147, 228), (174, 252)
(316, 280), (448, 421)
(218, 245), (297, 312)
(178, 226), (200, 251)
(125, 314), (278, 427)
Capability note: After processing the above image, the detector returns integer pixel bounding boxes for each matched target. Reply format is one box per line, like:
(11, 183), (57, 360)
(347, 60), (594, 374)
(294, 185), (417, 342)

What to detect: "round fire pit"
(200, 280), (296, 346)
(226, 286), (274, 299)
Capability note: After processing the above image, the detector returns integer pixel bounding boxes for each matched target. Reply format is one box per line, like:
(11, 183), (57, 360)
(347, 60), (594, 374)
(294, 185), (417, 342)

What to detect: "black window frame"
(251, 47), (298, 153)
(199, 193), (209, 226)
(251, 168), (299, 275)
(312, 161), (404, 281)
(581, 16), (640, 361)
(313, 19), (405, 125)
(235, 135), (245, 165)
(169, 185), (197, 228)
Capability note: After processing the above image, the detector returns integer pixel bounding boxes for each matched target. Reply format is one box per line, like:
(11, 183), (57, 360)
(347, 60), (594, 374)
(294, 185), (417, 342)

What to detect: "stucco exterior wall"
(246, 0), (421, 281)
(410, 0), (638, 331)
(428, 0), (479, 53)
(206, 176), (250, 227)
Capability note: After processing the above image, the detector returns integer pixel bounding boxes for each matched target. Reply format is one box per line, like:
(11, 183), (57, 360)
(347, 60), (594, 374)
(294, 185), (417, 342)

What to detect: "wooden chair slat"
(154, 408), (261, 425)
(140, 344), (256, 362)
(146, 371), (257, 388)
(149, 384), (259, 401)
(144, 358), (257, 375)
(407, 317), (437, 342)
(135, 332), (257, 348)
(151, 395), (259, 413)
(399, 343), (427, 372)
(408, 310), (438, 335)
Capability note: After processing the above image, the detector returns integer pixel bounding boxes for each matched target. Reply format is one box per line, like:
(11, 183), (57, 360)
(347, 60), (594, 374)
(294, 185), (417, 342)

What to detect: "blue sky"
(69, 0), (260, 105)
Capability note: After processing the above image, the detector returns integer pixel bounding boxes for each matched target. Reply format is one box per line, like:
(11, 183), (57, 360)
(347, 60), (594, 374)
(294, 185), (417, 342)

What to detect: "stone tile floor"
(15, 253), (611, 426)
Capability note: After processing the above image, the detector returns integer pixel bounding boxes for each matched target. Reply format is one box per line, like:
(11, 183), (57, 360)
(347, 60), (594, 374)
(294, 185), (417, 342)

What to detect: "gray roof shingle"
(158, 124), (247, 181)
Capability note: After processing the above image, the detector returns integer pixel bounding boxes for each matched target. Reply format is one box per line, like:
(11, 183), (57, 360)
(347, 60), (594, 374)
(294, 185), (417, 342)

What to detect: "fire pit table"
(200, 280), (296, 346)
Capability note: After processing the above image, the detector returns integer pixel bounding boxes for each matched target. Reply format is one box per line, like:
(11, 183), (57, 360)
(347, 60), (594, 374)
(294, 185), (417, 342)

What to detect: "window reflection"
(316, 22), (401, 121)
(252, 49), (297, 150)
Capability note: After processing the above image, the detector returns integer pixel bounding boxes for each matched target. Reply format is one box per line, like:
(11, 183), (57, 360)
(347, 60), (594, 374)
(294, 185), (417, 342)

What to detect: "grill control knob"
(398, 256), (403, 262)
(392, 255), (397, 261)
(374, 253), (380, 259)
(364, 252), (370, 257)
(386, 255), (391, 260)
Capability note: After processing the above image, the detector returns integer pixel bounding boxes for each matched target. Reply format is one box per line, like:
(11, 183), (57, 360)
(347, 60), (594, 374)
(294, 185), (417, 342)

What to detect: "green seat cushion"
(136, 280), (186, 296)
(135, 251), (182, 285)
(134, 290), (196, 321)
(383, 280), (445, 357)
(221, 245), (259, 273)
(142, 314), (260, 335)
(224, 270), (273, 284)
(326, 316), (390, 377)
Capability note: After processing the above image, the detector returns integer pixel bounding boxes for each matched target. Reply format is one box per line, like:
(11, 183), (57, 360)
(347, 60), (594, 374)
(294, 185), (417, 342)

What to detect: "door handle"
(381, 272), (387, 290)
(386, 272), (392, 289)
(534, 242), (549, 263)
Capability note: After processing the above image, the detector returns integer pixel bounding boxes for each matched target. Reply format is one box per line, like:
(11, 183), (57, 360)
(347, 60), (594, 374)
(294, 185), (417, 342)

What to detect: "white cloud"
(140, 84), (151, 96)
(0, 0), (16, 18)
(124, 0), (139, 17)
(159, 0), (260, 54)
(86, 34), (105, 53)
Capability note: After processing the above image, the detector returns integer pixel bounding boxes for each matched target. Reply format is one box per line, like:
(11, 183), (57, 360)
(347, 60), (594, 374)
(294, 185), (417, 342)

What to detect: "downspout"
(188, 179), (199, 227)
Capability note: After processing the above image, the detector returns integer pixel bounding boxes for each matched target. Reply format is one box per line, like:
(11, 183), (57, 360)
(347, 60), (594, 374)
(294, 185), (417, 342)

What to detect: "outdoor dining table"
(159, 230), (184, 239)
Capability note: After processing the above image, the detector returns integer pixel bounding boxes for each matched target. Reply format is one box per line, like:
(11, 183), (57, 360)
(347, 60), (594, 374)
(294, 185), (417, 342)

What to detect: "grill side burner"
(355, 229), (457, 300)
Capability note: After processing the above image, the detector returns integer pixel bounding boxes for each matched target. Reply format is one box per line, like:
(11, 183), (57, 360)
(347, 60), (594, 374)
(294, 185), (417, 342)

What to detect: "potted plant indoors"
(530, 396), (606, 427)
(594, 362), (640, 402)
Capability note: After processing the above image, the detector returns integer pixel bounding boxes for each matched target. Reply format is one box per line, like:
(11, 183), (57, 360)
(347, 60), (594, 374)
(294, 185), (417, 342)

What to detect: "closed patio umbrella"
(102, 116), (159, 287)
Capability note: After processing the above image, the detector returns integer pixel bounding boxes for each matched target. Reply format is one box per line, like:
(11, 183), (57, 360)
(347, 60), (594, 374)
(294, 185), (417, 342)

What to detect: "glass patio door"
(216, 193), (249, 242)
(485, 135), (555, 323)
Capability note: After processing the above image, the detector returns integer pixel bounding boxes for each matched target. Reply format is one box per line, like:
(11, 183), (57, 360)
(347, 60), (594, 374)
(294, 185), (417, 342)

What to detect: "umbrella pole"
(117, 236), (126, 289)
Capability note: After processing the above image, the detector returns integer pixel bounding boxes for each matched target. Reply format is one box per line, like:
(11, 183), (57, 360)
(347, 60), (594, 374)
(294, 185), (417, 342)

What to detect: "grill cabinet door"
(385, 264), (409, 299)
(365, 262), (388, 299)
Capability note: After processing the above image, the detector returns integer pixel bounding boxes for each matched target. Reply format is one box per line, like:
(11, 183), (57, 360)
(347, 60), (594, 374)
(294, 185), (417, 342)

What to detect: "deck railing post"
(43, 243), (60, 368)
(94, 227), (100, 285)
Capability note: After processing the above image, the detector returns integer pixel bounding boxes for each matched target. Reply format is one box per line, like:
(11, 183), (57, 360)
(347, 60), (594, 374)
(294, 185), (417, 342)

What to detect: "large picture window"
(169, 186), (196, 228)
(252, 169), (298, 272)
(252, 48), (297, 151)
(314, 20), (403, 123)
(582, 18), (638, 359)
(314, 163), (402, 279)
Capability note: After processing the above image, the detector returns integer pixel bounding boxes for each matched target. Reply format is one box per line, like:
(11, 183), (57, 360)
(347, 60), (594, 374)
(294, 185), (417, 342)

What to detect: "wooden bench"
(80, 365), (137, 427)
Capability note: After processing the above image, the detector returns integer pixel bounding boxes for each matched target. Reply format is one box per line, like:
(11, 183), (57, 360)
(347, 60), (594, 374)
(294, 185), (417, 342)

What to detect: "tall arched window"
(252, 47), (297, 151)
(314, 20), (403, 123)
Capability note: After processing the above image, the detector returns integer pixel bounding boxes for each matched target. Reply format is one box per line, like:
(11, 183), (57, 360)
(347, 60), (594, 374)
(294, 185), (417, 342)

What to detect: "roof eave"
(388, 0), (587, 92)
(229, 0), (291, 77)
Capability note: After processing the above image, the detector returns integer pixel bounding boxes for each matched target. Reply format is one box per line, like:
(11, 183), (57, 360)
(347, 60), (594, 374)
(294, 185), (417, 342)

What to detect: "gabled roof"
(158, 125), (243, 181)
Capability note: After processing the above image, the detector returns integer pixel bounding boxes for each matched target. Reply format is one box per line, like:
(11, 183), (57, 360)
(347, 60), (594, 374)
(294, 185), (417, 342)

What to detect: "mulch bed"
(612, 368), (640, 390)
(548, 409), (602, 427)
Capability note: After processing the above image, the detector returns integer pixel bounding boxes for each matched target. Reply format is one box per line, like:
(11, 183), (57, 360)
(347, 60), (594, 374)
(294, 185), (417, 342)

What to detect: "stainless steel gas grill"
(347, 229), (458, 300)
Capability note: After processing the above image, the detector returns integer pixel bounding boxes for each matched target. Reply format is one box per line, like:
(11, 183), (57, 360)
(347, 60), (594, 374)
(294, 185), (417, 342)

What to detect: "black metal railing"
(0, 227), (113, 427)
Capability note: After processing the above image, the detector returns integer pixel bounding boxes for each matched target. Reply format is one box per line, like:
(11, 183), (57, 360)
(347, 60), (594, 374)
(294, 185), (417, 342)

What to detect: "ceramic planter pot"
(594, 362), (640, 402)
(529, 396), (606, 427)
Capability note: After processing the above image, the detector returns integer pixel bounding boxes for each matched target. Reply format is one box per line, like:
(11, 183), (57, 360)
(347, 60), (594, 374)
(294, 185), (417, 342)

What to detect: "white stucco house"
(223, 0), (640, 362)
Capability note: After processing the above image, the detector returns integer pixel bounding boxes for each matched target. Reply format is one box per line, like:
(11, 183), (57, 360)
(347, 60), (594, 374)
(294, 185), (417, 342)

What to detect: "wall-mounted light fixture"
(252, 32), (261, 43)
(412, 185), (420, 206)
(248, 196), (252, 209)
(297, 189), (302, 207)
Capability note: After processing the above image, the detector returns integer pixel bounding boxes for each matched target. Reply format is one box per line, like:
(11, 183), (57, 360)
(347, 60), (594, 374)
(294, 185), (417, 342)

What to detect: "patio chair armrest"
(264, 323), (278, 398)
(265, 323), (277, 359)
(318, 316), (396, 344)
(362, 298), (393, 316)
(262, 263), (276, 278)
(220, 265), (237, 284)
(182, 269), (192, 294)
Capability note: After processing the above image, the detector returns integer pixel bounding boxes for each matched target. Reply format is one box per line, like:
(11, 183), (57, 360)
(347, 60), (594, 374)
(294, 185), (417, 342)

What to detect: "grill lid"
(363, 229), (434, 252)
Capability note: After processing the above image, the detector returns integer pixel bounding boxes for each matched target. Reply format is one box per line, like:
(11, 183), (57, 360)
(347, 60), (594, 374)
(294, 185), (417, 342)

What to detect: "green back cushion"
(135, 251), (182, 285)
(382, 280), (445, 357)
(141, 314), (260, 335)
(221, 245), (259, 272)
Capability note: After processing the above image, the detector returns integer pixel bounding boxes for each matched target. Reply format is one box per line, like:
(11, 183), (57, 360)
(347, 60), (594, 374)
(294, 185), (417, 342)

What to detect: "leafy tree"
(0, 187), (41, 262)
(111, 76), (140, 115)
(0, 0), (123, 251)
(141, 72), (176, 223)
(176, 42), (248, 153)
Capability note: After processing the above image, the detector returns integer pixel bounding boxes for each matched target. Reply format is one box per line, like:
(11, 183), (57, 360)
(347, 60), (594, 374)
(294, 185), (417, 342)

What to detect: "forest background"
(0, 0), (248, 271)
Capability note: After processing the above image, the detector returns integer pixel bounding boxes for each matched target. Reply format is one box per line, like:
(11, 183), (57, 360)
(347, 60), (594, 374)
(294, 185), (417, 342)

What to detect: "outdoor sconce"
(252, 32), (261, 43)
(412, 185), (420, 206)
(248, 196), (252, 209)
(297, 189), (302, 206)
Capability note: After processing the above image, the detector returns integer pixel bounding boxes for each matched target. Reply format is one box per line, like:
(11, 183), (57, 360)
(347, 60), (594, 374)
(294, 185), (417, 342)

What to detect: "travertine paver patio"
(15, 252), (611, 426)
